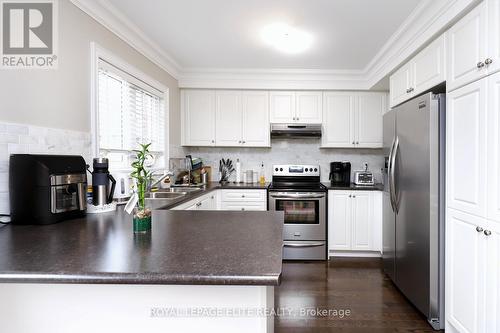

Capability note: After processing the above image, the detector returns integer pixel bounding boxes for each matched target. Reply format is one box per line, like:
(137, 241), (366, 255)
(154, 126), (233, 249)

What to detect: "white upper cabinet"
(270, 91), (295, 123)
(447, 78), (487, 218)
(270, 91), (322, 123)
(322, 92), (355, 148)
(322, 92), (384, 148)
(181, 90), (216, 146)
(356, 93), (385, 148)
(183, 90), (270, 147)
(447, 1), (488, 92)
(295, 91), (323, 123)
(390, 35), (445, 108)
(412, 34), (446, 93)
(241, 91), (270, 147)
(390, 62), (413, 107)
(488, 71), (500, 223)
(489, 0), (500, 75)
(216, 90), (243, 147)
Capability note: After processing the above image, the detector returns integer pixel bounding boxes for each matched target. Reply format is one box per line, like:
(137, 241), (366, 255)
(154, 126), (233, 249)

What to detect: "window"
(95, 57), (167, 170)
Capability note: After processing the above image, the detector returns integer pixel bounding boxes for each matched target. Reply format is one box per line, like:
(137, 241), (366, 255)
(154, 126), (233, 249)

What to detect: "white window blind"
(97, 59), (166, 170)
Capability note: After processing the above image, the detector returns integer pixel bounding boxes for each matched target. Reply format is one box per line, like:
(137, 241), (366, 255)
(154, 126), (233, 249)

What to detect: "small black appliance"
(9, 154), (88, 225)
(329, 161), (351, 186)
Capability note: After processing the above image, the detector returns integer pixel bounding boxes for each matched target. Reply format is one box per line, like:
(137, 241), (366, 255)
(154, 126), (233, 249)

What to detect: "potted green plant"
(130, 143), (153, 233)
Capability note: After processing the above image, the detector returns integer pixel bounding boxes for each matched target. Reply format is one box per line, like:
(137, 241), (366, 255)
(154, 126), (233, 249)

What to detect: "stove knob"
(314, 168), (318, 172)
(275, 168), (278, 171)
(305, 168), (309, 172)
(280, 168), (283, 171)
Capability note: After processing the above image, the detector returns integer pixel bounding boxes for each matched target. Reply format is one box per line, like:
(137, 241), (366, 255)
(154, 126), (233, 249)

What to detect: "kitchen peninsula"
(0, 209), (283, 333)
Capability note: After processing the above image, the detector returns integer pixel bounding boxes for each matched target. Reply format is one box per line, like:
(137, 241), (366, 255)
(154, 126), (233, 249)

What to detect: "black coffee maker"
(329, 161), (351, 186)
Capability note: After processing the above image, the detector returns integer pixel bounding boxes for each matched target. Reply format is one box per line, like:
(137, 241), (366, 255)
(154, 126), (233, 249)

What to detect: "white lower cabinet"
(171, 189), (266, 211)
(445, 209), (487, 333)
(219, 189), (267, 211)
(328, 190), (382, 256)
(170, 192), (217, 211)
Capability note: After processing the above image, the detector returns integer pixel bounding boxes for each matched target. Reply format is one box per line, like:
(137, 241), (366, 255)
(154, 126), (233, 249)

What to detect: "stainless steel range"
(268, 165), (327, 260)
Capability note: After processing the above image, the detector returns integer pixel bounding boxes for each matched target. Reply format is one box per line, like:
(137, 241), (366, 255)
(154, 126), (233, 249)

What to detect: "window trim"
(90, 42), (169, 172)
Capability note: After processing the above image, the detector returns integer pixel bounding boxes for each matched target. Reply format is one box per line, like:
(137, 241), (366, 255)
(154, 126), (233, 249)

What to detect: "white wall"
(0, 0), (181, 149)
(187, 140), (384, 183)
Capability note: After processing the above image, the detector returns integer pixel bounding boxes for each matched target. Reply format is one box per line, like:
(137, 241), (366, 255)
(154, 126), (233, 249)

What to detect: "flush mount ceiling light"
(261, 23), (313, 54)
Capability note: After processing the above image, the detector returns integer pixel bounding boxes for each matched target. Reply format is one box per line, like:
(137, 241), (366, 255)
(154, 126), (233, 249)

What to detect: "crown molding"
(364, 0), (481, 87)
(71, 0), (480, 90)
(70, 0), (181, 78)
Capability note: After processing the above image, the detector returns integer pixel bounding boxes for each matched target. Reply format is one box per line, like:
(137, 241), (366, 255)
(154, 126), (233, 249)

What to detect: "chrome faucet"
(148, 170), (174, 191)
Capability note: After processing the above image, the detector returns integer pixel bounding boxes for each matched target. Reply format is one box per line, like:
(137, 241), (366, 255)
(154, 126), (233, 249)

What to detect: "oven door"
(269, 192), (326, 240)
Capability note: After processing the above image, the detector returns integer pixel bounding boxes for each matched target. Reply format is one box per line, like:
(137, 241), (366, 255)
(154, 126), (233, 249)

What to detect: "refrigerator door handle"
(388, 137), (397, 212)
(390, 137), (400, 214)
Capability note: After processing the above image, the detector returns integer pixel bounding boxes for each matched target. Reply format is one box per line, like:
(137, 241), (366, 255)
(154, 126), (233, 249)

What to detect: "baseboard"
(328, 251), (382, 258)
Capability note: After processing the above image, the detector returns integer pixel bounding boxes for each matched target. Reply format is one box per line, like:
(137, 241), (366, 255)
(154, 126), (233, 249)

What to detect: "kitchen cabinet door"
(412, 34), (446, 94)
(445, 209), (486, 333)
(488, 68), (500, 223)
(351, 192), (373, 251)
(181, 90), (216, 146)
(355, 93), (384, 148)
(447, 79), (487, 218)
(321, 92), (355, 148)
(446, 2), (488, 91)
(295, 91), (322, 123)
(389, 62), (413, 108)
(198, 194), (216, 210)
(270, 91), (295, 123)
(215, 90), (243, 147)
(485, 220), (500, 333)
(242, 91), (270, 147)
(328, 191), (352, 251)
(488, 0), (500, 75)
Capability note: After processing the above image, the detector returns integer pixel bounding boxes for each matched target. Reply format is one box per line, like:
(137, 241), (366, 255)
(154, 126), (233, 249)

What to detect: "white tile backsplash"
(0, 121), (92, 215)
(187, 139), (385, 183)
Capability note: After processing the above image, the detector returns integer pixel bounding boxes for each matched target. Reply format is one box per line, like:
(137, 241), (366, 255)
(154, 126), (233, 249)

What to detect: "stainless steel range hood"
(271, 124), (322, 138)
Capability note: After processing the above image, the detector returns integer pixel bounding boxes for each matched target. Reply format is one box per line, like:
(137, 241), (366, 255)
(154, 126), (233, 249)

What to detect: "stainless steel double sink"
(145, 186), (202, 208)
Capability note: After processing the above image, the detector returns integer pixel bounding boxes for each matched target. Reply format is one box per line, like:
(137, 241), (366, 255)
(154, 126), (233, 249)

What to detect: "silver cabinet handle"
(477, 62), (485, 69)
(284, 242), (325, 248)
(484, 230), (492, 236)
(485, 58), (493, 65)
(242, 140), (246, 144)
(476, 226), (484, 232)
(196, 202), (202, 207)
(407, 87), (414, 93)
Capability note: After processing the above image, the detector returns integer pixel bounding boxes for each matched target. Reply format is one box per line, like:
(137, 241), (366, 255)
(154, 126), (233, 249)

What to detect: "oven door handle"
(269, 193), (325, 199)
(284, 242), (325, 248)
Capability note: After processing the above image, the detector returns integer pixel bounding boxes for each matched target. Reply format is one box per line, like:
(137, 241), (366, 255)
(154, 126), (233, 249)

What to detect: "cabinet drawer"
(220, 190), (266, 202)
(220, 202), (267, 211)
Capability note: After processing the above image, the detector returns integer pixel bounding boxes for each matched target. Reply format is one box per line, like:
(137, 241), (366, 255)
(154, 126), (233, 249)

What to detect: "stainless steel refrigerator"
(382, 93), (445, 330)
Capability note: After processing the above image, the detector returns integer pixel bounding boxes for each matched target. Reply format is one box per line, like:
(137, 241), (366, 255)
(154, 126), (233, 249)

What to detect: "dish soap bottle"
(259, 162), (266, 185)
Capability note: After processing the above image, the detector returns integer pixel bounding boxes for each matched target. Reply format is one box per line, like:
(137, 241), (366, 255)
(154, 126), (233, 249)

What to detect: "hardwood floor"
(274, 258), (437, 333)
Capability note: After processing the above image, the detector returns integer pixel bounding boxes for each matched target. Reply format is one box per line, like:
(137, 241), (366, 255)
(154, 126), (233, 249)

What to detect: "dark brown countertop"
(0, 209), (283, 286)
(152, 182), (270, 210)
(323, 182), (384, 191)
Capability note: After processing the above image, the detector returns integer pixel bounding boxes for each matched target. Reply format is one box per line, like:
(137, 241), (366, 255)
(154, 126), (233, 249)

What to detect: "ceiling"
(106, 0), (421, 71)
